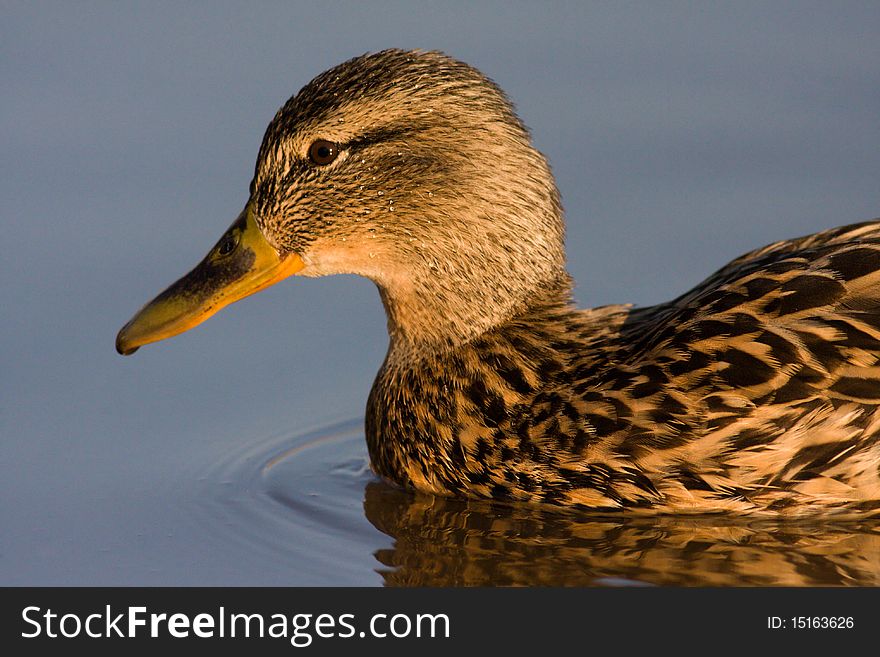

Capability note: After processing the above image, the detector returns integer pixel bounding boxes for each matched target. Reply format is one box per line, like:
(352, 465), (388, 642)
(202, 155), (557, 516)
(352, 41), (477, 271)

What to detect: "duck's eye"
(217, 232), (239, 256)
(308, 140), (339, 166)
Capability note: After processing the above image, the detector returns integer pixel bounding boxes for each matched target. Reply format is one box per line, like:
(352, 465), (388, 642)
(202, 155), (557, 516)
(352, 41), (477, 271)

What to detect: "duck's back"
(367, 220), (880, 515)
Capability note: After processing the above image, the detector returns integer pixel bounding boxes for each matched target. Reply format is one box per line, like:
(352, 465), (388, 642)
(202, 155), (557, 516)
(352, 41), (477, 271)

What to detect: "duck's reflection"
(363, 481), (880, 586)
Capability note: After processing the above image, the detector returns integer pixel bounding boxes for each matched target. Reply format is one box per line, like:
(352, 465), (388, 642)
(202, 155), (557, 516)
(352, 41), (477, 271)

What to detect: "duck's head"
(116, 49), (566, 356)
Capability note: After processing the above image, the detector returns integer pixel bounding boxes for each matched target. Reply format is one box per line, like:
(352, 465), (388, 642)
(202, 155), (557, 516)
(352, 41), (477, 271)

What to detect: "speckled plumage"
(126, 49), (880, 515)
(368, 223), (880, 515)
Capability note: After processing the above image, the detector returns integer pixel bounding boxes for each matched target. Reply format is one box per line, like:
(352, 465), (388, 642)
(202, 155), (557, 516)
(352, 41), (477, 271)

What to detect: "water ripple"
(186, 418), (387, 585)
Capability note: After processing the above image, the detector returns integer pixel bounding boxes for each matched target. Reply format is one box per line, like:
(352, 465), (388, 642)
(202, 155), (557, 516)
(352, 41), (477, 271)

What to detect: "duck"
(117, 49), (880, 516)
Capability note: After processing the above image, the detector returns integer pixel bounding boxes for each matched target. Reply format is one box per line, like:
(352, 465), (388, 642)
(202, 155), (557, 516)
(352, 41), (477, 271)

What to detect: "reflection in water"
(363, 481), (880, 587)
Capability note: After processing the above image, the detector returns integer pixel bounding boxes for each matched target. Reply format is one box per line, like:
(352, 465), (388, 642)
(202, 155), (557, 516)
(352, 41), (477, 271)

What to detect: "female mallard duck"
(117, 49), (880, 516)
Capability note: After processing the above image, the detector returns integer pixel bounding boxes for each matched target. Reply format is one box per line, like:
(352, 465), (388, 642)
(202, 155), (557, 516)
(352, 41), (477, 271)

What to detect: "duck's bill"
(115, 205), (303, 355)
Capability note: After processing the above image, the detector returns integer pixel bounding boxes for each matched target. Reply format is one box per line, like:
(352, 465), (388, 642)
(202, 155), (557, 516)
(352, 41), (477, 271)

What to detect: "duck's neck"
(376, 267), (574, 357)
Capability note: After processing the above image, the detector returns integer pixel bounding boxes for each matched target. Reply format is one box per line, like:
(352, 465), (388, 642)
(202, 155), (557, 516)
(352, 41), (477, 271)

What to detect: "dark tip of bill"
(115, 331), (139, 356)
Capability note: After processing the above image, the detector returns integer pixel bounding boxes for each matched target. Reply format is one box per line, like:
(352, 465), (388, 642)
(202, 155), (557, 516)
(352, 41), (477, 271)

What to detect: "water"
(189, 420), (384, 585)
(3, 4), (880, 586)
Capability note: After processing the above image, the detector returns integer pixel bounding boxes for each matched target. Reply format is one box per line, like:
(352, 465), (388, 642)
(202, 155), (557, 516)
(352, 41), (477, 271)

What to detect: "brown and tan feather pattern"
(124, 49), (880, 515)
(369, 221), (880, 515)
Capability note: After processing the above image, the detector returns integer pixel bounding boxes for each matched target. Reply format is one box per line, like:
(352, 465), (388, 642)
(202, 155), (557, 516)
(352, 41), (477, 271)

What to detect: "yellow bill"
(116, 204), (303, 355)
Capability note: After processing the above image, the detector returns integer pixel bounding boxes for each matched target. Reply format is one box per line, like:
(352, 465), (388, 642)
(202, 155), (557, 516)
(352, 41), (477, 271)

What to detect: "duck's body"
(370, 223), (880, 514)
(118, 50), (880, 515)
